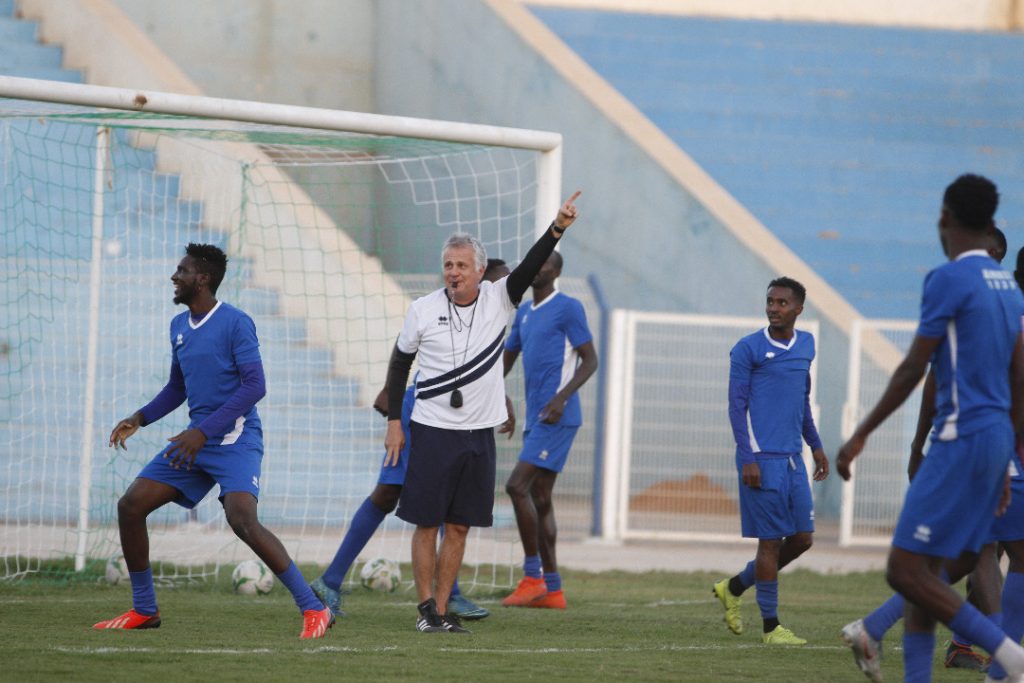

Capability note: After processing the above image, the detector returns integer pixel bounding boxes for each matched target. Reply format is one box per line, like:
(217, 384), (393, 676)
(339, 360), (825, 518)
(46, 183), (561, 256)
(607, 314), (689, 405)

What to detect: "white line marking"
(54, 643), (845, 656)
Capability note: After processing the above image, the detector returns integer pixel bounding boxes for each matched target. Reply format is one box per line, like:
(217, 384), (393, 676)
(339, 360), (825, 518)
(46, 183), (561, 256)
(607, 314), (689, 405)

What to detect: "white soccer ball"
(232, 559), (274, 595)
(360, 557), (401, 593)
(104, 555), (129, 585)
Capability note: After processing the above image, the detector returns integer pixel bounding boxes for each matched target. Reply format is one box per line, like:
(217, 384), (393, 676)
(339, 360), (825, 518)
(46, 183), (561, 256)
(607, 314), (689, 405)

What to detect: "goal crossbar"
(0, 75), (564, 239)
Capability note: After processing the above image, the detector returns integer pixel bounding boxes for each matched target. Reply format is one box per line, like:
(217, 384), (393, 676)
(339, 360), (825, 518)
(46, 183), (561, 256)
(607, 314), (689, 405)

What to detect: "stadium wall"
(371, 0), (894, 517)
(20, 0), (376, 112)
(521, 0), (1024, 31)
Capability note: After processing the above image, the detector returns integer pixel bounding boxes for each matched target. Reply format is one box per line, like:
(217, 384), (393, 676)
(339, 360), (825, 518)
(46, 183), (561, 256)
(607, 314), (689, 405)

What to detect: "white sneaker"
(840, 619), (883, 683)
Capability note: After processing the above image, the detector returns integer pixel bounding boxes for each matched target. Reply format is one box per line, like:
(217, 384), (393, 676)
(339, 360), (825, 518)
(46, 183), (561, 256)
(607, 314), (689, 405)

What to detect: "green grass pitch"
(0, 565), (986, 682)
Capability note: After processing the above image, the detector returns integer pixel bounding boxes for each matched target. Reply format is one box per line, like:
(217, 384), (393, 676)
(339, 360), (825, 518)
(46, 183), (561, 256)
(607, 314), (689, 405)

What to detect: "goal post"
(0, 75), (561, 587)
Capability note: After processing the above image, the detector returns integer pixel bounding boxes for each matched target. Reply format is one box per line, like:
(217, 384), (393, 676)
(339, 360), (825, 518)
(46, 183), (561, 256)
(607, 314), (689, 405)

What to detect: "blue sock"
(903, 632), (936, 683)
(955, 612), (1002, 649)
(129, 567), (158, 616)
(321, 497), (387, 588)
(524, 554), (542, 579)
(755, 580), (778, 619)
(738, 560), (756, 590)
(863, 593), (905, 642)
(988, 572), (1024, 680)
(948, 602), (1007, 656)
(278, 562), (322, 613)
(544, 572), (562, 592)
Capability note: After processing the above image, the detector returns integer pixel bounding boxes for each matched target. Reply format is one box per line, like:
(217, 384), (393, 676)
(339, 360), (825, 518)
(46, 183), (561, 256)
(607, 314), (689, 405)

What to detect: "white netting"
(0, 101), (542, 589)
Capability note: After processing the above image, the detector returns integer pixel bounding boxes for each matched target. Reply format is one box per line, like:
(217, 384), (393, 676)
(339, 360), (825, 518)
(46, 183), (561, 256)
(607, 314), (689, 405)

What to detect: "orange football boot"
(501, 577), (547, 607)
(527, 590), (567, 609)
(93, 609), (161, 630)
(300, 606), (335, 639)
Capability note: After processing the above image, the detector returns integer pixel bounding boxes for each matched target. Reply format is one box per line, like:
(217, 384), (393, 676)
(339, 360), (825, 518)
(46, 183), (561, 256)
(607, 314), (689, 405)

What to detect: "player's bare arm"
(540, 340), (598, 424)
(164, 427), (208, 470)
(498, 395), (516, 439)
(109, 411), (144, 450)
(1009, 333), (1024, 434)
(552, 190), (581, 234)
(836, 334), (940, 481)
(810, 448), (829, 481)
(742, 462), (761, 489)
(907, 368), (937, 481)
(372, 385), (389, 417)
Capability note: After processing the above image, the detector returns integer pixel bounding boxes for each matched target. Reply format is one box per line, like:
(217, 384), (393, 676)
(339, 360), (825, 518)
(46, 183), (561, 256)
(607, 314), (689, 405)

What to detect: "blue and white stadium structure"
(1, 0), (1023, 580)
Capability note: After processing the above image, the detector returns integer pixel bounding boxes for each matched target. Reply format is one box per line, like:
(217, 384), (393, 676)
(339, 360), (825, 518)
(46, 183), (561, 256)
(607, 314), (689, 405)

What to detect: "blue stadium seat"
(532, 8), (1024, 319)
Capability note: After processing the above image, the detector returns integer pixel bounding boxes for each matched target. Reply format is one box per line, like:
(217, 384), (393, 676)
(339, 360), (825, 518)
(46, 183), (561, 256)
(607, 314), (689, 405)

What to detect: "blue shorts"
(893, 425), (1012, 558)
(738, 455), (814, 540)
(989, 474), (1024, 543)
(137, 439), (263, 509)
(519, 422), (579, 473)
(396, 421), (496, 527)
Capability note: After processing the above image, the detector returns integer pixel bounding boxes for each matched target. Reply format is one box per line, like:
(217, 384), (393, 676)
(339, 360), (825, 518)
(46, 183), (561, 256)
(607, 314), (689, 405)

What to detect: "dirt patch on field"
(630, 474), (738, 515)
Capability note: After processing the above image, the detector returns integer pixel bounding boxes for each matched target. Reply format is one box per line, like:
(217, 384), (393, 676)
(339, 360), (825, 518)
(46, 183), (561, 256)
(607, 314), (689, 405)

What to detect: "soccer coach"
(385, 191), (582, 634)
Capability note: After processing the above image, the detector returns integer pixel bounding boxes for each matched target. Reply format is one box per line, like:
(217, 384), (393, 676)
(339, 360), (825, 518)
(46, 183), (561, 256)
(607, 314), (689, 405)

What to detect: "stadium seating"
(0, 2), (381, 525)
(532, 8), (1024, 319)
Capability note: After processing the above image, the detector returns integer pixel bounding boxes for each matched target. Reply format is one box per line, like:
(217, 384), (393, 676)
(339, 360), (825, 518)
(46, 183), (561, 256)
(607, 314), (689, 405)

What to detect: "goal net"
(0, 84), (556, 592)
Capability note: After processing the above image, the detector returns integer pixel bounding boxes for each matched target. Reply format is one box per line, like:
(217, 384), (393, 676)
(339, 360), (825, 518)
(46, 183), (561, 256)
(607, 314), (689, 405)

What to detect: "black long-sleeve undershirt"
(386, 346), (416, 419)
(505, 223), (561, 305)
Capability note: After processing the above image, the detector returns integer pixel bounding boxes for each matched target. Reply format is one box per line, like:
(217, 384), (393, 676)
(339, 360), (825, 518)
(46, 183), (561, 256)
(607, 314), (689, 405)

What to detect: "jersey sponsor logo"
(176, 333), (184, 346)
(983, 268), (1018, 290)
(913, 524), (931, 543)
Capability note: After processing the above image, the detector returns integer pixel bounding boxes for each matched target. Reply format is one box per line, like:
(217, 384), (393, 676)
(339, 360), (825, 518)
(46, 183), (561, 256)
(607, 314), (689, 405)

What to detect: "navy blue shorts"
(396, 421), (496, 527)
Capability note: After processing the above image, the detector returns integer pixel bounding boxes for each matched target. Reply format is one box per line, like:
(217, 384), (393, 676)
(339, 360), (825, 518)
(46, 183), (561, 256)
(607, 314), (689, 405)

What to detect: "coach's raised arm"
(504, 190), (581, 305)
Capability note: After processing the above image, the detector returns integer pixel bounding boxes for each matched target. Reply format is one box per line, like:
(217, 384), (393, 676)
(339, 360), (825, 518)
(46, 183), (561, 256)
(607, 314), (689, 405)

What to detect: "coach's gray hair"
(441, 232), (487, 271)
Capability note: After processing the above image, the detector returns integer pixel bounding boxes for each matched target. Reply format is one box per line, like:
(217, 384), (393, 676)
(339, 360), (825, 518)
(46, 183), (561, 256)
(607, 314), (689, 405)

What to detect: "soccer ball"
(104, 555), (129, 585)
(232, 559), (274, 595)
(360, 557), (401, 592)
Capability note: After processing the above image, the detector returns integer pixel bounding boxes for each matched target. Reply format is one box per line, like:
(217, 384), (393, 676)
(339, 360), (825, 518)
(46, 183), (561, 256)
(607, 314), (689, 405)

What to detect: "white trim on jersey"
(556, 336), (578, 394)
(937, 320), (959, 441)
(188, 300), (222, 330)
(762, 326), (798, 351)
(220, 415), (246, 445)
(746, 412), (761, 453)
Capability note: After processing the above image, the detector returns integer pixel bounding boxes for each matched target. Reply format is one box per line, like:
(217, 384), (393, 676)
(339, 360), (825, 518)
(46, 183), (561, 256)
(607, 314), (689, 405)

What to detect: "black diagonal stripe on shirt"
(416, 327), (506, 391)
(416, 342), (505, 401)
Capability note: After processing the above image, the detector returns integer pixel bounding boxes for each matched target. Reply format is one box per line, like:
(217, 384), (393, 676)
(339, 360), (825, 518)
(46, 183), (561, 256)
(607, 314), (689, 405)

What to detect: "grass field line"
(52, 643), (848, 656)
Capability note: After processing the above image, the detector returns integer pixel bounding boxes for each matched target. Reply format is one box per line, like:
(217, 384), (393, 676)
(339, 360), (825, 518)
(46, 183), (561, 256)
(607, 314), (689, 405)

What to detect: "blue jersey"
(728, 327), (822, 465)
(505, 291), (592, 432)
(918, 250), (1024, 441)
(169, 301), (263, 445)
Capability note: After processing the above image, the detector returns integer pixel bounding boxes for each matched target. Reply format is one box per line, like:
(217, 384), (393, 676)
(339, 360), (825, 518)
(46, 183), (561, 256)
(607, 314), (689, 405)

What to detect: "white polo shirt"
(396, 277), (514, 430)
